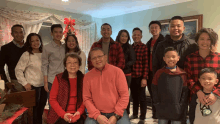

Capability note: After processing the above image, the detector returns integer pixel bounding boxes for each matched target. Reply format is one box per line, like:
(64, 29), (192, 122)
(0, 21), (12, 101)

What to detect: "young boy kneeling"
(152, 47), (188, 124)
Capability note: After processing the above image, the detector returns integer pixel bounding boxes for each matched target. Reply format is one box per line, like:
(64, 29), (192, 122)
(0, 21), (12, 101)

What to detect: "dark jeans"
(130, 77), (147, 120)
(126, 75), (131, 115)
(84, 111), (130, 124)
(55, 116), (84, 124)
(32, 86), (47, 124)
(147, 71), (156, 118)
(47, 82), (53, 109)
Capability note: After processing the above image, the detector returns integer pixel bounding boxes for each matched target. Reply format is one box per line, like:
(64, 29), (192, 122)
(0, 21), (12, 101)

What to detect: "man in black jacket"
(153, 16), (198, 124)
(153, 16), (198, 74)
(0, 24), (26, 89)
(146, 21), (164, 119)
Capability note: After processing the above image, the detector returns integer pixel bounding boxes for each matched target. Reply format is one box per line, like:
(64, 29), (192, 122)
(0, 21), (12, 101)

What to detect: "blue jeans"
(47, 82), (53, 109)
(158, 119), (181, 124)
(85, 111), (130, 124)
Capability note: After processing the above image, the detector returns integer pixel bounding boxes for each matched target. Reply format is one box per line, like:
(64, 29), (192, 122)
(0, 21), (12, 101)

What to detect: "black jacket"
(0, 42), (26, 83)
(121, 44), (136, 74)
(152, 67), (188, 120)
(153, 34), (198, 75)
(146, 34), (164, 72)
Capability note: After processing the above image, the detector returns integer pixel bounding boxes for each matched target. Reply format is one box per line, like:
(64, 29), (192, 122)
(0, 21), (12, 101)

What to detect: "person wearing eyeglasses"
(87, 23), (125, 70)
(83, 47), (130, 124)
(47, 54), (86, 124)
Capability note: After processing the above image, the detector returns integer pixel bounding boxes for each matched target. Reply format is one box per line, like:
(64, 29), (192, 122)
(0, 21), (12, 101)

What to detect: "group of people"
(0, 15), (219, 124)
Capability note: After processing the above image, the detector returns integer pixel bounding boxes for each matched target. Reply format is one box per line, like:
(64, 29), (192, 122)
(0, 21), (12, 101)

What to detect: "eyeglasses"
(66, 62), (79, 65)
(91, 54), (105, 61)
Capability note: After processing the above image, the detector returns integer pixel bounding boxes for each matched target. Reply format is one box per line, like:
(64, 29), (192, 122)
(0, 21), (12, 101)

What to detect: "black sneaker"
(129, 115), (138, 120)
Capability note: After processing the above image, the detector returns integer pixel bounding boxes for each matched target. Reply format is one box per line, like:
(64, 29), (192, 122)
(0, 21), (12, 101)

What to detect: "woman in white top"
(65, 34), (86, 74)
(15, 33), (47, 124)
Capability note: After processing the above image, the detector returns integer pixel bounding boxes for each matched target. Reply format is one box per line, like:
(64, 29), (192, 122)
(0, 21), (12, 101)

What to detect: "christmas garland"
(0, 89), (22, 122)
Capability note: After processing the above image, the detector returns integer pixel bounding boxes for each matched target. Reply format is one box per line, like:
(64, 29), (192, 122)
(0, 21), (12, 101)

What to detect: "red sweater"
(83, 64), (129, 120)
(50, 77), (85, 118)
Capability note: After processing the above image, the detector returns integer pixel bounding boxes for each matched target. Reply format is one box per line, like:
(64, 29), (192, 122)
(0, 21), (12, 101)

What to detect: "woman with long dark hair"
(15, 33), (47, 124)
(65, 35), (86, 74)
(47, 54), (85, 124)
(116, 29), (136, 114)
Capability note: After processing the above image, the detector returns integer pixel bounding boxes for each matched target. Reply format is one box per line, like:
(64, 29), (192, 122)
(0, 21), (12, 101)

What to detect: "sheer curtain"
(0, 7), (97, 47)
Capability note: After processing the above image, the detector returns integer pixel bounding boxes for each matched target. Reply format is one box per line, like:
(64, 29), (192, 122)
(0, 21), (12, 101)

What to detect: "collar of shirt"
(51, 40), (65, 48)
(132, 41), (143, 47)
(94, 63), (109, 72)
(13, 40), (24, 48)
(195, 50), (215, 58)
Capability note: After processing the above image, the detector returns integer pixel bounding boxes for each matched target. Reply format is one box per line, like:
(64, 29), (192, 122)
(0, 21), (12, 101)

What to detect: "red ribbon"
(63, 18), (76, 35)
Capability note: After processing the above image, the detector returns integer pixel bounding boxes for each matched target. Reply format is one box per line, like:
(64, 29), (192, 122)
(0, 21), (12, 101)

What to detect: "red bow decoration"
(63, 18), (76, 37)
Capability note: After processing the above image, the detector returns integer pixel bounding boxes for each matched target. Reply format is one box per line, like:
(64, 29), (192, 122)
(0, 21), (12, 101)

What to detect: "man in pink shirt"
(83, 47), (130, 124)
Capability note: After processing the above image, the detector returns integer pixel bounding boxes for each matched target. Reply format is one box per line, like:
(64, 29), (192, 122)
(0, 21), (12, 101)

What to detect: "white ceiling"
(7, 0), (193, 18)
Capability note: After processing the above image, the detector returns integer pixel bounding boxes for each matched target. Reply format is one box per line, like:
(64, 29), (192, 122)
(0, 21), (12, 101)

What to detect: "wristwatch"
(113, 113), (121, 120)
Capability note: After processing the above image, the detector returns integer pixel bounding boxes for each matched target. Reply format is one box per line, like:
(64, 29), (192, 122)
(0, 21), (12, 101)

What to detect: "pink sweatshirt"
(83, 64), (129, 120)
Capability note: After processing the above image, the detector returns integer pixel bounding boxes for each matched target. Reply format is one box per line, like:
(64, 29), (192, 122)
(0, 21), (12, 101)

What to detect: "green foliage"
(0, 89), (22, 122)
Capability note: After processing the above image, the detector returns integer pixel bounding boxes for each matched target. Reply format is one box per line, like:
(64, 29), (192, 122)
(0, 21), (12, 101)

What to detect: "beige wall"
(102, 0), (220, 52)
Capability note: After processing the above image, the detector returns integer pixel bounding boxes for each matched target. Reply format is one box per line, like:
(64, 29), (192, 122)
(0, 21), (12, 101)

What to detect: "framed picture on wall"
(160, 14), (203, 39)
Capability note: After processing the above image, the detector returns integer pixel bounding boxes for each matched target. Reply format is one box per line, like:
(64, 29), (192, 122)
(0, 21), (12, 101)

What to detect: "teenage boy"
(41, 24), (65, 106)
(130, 27), (148, 124)
(146, 21), (164, 118)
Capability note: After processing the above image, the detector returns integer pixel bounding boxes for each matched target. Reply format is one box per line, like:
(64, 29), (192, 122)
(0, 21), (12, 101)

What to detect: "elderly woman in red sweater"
(47, 54), (85, 124)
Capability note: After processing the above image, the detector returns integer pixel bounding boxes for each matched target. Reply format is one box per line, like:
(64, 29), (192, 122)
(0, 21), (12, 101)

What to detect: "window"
(38, 21), (53, 45)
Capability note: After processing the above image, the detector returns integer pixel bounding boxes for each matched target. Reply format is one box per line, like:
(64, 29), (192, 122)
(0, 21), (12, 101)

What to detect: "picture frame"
(160, 14), (203, 39)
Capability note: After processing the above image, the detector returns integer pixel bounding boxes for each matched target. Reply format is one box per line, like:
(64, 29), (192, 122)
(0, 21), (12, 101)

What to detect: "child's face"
(163, 51), (180, 68)
(199, 72), (218, 91)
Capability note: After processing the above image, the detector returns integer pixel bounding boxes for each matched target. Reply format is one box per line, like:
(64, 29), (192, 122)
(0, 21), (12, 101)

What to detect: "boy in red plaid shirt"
(184, 28), (220, 106)
(129, 27), (148, 124)
(87, 23), (125, 70)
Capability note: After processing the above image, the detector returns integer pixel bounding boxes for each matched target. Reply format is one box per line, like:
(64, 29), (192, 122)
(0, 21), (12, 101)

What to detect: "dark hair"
(116, 29), (131, 54)
(51, 24), (63, 32)
(164, 47), (179, 56)
(63, 54), (82, 67)
(64, 34), (81, 54)
(169, 16), (184, 23)
(89, 47), (105, 57)
(149, 21), (162, 29)
(11, 24), (25, 33)
(198, 67), (218, 79)
(24, 33), (43, 54)
(195, 28), (218, 50)
(132, 27), (142, 34)
(101, 23), (112, 30)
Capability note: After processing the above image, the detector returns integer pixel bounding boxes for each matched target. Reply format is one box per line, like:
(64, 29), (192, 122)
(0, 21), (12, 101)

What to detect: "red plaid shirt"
(184, 51), (220, 98)
(87, 38), (125, 70)
(132, 42), (148, 79)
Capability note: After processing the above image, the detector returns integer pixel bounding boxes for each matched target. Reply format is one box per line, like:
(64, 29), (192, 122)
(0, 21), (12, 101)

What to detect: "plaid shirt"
(132, 42), (148, 79)
(87, 38), (125, 70)
(184, 51), (220, 98)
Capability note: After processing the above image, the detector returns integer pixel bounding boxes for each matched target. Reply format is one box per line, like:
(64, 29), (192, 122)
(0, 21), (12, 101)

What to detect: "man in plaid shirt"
(87, 23), (125, 70)
(129, 27), (148, 124)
